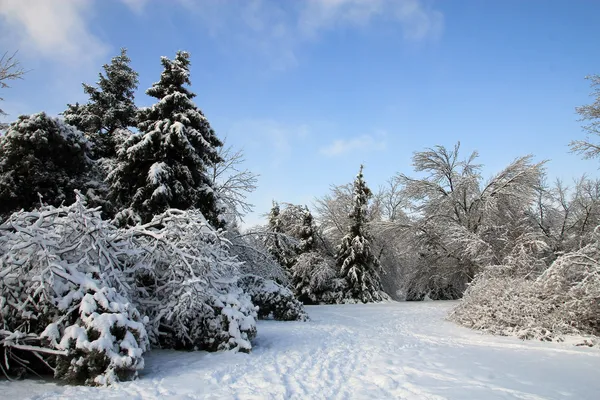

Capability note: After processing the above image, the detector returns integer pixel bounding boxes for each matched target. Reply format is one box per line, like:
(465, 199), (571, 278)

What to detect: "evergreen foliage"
(291, 252), (345, 304)
(63, 48), (138, 159)
(298, 206), (315, 254)
(107, 51), (224, 226)
(0, 112), (90, 218)
(335, 165), (385, 303)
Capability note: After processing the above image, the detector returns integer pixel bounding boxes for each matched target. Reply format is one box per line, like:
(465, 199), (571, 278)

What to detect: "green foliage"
(63, 48), (138, 159)
(0, 112), (89, 218)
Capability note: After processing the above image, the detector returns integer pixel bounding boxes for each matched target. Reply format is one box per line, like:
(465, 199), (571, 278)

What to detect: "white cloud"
(0, 0), (109, 66)
(320, 133), (387, 157)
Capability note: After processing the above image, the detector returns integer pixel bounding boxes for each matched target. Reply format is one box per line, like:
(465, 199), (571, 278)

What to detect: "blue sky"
(1, 0), (599, 227)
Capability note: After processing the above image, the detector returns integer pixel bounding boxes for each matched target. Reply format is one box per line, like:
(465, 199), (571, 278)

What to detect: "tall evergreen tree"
(336, 165), (384, 303)
(63, 48), (138, 158)
(298, 206), (315, 254)
(107, 51), (224, 226)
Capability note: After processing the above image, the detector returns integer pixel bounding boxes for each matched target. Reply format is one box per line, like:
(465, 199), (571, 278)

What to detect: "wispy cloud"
(320, 133), (387, 157)
(300, 0), (443, 40)
(0, 0), (109, 66)
(120, 0), (149, 14)
(168, 0), (443, 69)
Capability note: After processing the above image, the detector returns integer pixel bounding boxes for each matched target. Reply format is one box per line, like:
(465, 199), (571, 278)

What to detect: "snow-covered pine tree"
(108, 51), (224, 226)
(0, 113), (90, 218)
(63, 48), (138, 159)
(336, 165), (385, 303)
(289, 206), (346, 304)
(298, 206), (315, 254)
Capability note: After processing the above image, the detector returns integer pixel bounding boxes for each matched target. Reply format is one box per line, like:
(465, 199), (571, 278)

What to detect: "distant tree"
(0, 51), (26, 118)
(335, 165), (385, 303)
(528, 175), (600, 255)
(264, 201), (298, 271)
(298, 206), (315, 254)
(571, 74), (600, 162)
(108, 51), (224, 226)
(314, 182), (383, 255)
(392, 143), (545, 300)
(63, 48), (138, 158)
(0, 113), (89, 218)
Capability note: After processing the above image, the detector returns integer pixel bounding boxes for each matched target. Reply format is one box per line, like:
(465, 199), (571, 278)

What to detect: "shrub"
(238, 275), (308, 321)
(126, 209), (257, 351)
(0, 195), (148, 385)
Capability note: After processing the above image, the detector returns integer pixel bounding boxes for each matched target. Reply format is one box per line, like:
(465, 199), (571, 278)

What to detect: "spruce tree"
(0, 112), (89, 218)
(63, 48), (138, 158)
(108, 51), (224, 226)
(335, 165), (384, 303)
(298, 206), (315, 254)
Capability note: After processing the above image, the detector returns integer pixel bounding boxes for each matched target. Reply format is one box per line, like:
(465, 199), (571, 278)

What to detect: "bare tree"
(528, 176), (600, 255)
(0, 51), (26, 116)
(571, 74), (600, 161)
(209, 140), (259, 224)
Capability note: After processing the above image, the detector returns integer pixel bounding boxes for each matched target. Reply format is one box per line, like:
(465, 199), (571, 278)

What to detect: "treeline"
(253, 78), (600, 343)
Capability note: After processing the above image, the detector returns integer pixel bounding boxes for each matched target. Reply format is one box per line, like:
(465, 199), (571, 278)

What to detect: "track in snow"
(3, 301), (600, 399)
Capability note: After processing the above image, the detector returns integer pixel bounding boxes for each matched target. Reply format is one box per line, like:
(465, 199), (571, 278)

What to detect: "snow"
(2, 301), (599, 399)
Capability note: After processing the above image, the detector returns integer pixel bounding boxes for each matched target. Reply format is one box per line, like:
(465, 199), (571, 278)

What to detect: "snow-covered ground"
(3, 301), (599, 400)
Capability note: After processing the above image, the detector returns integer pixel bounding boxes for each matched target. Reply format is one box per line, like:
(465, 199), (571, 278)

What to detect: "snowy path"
(3, 301), (600, 399)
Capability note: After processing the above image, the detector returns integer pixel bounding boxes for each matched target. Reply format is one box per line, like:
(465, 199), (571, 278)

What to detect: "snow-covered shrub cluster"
(450, 228), (600, 343)
(0, 195), (148, 385)
(0, 198), (264, 385)
(238, 275), (308, 321)
(126, 209), (257, 352)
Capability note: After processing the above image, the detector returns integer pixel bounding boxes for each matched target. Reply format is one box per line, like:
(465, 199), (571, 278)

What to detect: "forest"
(0, 48), (598, 386)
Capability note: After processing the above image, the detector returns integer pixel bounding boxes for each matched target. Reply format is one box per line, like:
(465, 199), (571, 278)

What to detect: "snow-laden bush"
(450, 228), (600, 344)
(537, 234), (600, 337)
(0, 195), (148, 385)
(291, 252), (346, 304)
(238, 275), (308, 321)
(127, 209), (257, 352)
